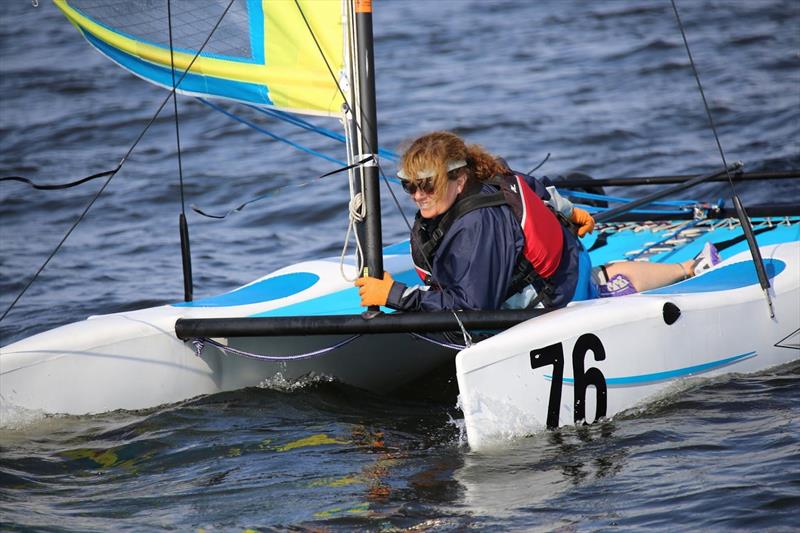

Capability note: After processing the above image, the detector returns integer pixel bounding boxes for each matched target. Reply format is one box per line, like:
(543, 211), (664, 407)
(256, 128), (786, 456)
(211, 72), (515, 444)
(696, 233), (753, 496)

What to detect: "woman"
(356, 131), (715, 311)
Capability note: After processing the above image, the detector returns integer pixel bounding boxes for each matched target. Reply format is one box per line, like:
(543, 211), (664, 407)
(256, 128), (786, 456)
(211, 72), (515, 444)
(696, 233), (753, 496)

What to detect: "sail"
(54, 0), (346, 117)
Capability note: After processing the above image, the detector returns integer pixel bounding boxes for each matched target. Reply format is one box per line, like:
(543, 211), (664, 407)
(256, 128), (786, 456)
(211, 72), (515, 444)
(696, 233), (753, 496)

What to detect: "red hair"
(399, 131), (507, 201)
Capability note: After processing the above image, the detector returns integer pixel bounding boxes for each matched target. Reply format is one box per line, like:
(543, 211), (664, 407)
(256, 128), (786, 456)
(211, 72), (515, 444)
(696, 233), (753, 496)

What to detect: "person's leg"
(604, 259), (695, 292)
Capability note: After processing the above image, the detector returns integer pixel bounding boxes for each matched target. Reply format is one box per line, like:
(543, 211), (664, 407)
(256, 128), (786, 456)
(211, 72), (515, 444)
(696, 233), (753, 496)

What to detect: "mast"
(350, 0), (384, 283)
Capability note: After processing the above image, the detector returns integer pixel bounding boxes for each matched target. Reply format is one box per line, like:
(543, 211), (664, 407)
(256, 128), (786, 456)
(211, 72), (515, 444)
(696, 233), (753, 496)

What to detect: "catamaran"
(1, 1), (798, 451)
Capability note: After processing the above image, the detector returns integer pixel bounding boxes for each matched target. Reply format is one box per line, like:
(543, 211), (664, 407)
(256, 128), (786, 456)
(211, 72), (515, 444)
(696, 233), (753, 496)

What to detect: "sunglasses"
(400, 169), (463, 195)
(401, 177), (435, 195)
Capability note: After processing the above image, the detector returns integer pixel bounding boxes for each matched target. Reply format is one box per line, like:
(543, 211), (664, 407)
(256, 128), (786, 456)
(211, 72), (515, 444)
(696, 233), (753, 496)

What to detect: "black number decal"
(529, 342), (564, 429)
(572, 333), (608, 424)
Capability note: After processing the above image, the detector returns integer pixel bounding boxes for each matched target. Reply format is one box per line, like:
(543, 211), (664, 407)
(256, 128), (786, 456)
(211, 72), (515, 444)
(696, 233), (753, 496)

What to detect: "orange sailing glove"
(355, 272), (395, 307)
(571, 207), (596, 237)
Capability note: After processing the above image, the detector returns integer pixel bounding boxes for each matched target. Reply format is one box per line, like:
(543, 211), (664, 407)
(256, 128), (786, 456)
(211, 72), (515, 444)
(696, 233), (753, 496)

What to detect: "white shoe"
(693, 242), (721, 274)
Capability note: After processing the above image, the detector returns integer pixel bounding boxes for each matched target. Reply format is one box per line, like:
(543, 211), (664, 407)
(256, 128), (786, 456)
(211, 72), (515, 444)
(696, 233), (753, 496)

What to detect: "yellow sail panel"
(54, 0), (346, 117)
(264, 1), (345, 113)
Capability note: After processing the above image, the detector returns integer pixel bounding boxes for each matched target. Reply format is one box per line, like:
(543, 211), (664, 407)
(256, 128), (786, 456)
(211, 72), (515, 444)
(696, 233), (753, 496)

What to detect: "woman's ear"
(456, 172), (468, 193)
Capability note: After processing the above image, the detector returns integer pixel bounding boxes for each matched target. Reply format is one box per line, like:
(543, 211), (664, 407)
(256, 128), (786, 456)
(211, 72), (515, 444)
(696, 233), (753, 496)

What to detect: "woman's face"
(412, 172), (467, 219)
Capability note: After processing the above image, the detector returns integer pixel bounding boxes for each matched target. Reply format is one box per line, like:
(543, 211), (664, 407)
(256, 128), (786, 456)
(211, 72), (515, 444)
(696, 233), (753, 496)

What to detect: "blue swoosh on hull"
(173, 272), (320, 308)
(548, 351), (757, 386)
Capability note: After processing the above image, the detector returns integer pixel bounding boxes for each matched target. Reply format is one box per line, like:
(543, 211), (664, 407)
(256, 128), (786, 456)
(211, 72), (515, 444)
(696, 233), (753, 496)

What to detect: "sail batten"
(55, 0), (346, 117)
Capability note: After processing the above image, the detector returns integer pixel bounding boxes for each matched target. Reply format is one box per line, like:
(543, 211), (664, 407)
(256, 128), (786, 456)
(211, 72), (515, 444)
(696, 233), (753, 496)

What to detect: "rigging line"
(191, 155), (374, 219)
(579, 204), (696, 215)
(244, 103), (400, 161)
(408, 332), (467, 351)
(197, 333), (361, 362)
(292, 0), (379, 159)
(339, 105), (366, 282)
(0, 168), (118, 190)
(564, 190), (699, 207)
(167, 0), (193, 302)
(671, 0), (774, 318)
(113, 0), (235, 187)
(292, 0), (351, 112)
(246, 104), (347, 143)
(527, 153), (551, 175)
(115, 0), (236, 170)
(0, 0), (236, 323)
(0, 174), (114, 323)
(195, 334), (362, 362)
(198, 98), (346, 166)
(670, 0), (735, 190)
(166, 0), (186, 215)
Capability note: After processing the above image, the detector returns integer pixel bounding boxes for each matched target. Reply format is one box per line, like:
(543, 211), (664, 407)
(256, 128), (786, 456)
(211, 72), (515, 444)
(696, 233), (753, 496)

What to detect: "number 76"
(530, 333), (608, 428)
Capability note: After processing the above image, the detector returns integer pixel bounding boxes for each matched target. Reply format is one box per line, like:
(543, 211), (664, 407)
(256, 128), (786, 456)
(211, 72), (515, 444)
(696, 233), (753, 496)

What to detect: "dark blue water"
(1, 0), (799, 530)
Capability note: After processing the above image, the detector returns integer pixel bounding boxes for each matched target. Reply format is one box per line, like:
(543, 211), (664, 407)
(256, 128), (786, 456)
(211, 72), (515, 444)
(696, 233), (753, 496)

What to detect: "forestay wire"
(670, 0), (774, 317)
(0, 0), (237, 323)
(670, 0), (735, 190)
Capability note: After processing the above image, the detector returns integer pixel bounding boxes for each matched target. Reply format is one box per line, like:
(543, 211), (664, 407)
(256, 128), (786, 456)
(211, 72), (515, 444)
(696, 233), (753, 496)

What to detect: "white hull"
(1, 252), (452, 415)
(456, 242), (800, 450)
(4, 234), (798, 427)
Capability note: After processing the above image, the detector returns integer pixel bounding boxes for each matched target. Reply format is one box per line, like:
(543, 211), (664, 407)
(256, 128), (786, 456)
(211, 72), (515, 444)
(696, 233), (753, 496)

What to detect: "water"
(1, 0), (799, 530)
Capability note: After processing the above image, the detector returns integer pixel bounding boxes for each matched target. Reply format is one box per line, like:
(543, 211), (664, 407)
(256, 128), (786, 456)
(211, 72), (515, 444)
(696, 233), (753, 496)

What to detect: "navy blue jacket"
(386, 175), (582, 312)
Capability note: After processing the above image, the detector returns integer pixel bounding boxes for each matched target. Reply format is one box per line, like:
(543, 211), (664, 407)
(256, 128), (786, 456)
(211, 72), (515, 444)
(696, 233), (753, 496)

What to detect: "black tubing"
(558, 170), (798, 188)
(599, 204), (800, 222)
(594, 162), (742, 223)
(733, 195), (771, 292)
(179, 213), (193, 302)
(175, 308), (549, 339)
